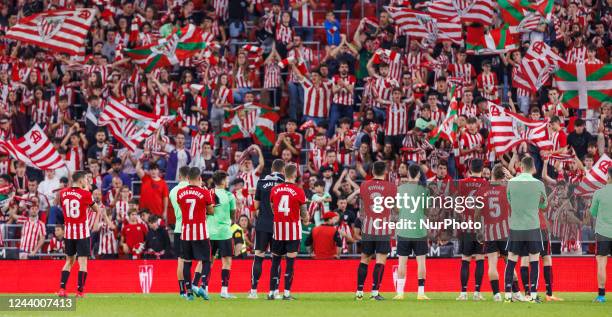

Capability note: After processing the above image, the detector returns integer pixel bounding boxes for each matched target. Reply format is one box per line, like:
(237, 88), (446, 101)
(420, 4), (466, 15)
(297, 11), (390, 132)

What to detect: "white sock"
(531, 292), (537, 298)
(269, 291), (274, 296)
(356, 290), (363, 296)
(205, 286), (208, 293)
(505, 292), (512, 299)
(460, 292), (467, 296)
(396, 278), (406, 295)
(250, 289), (256, 294)
(372, 290), (379, 296)
(418, 286), (425, 295)
(221, 286), (228, 294)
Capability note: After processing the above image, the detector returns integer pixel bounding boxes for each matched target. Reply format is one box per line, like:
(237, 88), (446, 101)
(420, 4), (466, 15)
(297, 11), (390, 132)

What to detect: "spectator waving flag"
(466, 25), (518, 55)
(429, 86), (459, 144)
(125, 24), (209, 72)
(426, 0), (495, 25)
(0, 125), (65, 170)
(385, 6), (463, 45)
(219, 103), (280, 147)
(576, 154), (612, 197)
(513, 58), (554, 93)
(99, 96), (175, 151)
(489, 104), (552, 155)
(554, 63), (612, 110)
(5, 8), (96, 59)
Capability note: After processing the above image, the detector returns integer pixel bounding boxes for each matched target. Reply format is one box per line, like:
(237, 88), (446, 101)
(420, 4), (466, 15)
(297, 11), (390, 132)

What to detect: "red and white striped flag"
(509, 13), (543, 34)
(513, 58), (554, 93)
(385, 6), (463, 45)
(576, 154), (612, 196)
(427, 0), (495, 25)
(0, 124), (66, 170)
(489, 104), (552, 155)
(242, 44), (263, 55)
(513, 41), (564, 92)
(99, 96), (175, 152)
(5, 9), (96, 58)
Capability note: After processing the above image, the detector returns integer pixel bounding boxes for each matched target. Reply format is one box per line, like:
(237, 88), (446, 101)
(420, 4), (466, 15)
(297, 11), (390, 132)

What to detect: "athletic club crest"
(415, 14), (438, 46)
(139, 264), (154, 294)
(151, 34), (179, 64)
(37, 15), (66, 41)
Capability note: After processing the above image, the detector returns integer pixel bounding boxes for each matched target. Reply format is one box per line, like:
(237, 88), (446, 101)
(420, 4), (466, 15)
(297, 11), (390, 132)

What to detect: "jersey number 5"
(278, 195), (290, 216)
(488, 196), (500, 218)
(63, 200), (80, 218)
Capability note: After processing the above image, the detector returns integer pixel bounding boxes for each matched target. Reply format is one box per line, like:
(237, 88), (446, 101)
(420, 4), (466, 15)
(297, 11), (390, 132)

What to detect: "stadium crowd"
(0, 0), (610, 260)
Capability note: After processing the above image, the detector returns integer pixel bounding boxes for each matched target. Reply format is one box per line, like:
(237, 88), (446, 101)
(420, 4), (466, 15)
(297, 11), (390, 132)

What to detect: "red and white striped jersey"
(213, 0), (229, 21)
(237, 170), (260, 192)
(60, 187), (94, 240)
(332, 74), (356, 105)
(287, 47), (314, 83)
(98, 222), (118, 255)
(401, 134), (431, 163)
(512, 65), (531, 97)
(177, 185), (214, 241)
(459, 131), (485, 161)
(190, 133), (215, 158)
(65, 146), (84, 173)
(114, 200), (130, 223)
(371, 77), (399, 108)
(430, 107), (446, 124)
(301, 78), (333, 118)
(566, 46), (587, 64)
(276, 23), (294, 45)
(31, 100), (55, 126)
(270, 182), (306, 241)
(385, 102), (410, 136)
(264, 63), (282, 88)
(0, 158), (10, 175)
(405, 51), (424, 71)
(19, 218), (46, 253)
(542, 102), (567, 117)
(477, 72), (498, 101)
(153, 93), (169, 116)
(478, 183), (510, 241)
(359, 179), (397, 236)
(83, 64), (111, 83)
(448, 63), (476, 85)
(458, 102), (478, 118)
(46, 236), (65, 253)
(234, 67), (252, 88)
(550, 130), (567, 151)
(181, 95), (205, 127)
(309, 148), (325, 171)
(290, 0), (314, 27)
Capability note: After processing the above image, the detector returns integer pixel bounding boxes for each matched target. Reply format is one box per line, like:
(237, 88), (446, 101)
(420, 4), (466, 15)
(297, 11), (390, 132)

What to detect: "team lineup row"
(52, 157), (612, 303)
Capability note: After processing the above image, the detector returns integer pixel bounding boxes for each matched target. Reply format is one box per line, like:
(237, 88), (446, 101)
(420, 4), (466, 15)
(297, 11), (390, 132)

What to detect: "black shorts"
(506, 229), (543, 256)
(271, 240), (300, 255)
(396, 239), (428, 256)
(65, 238), (90, 257)
(484, 240), (508, 256)
(174, 233), (182, 258)
(361, 239), (391, 256)
(254, 230), (274, 252)
(181, 239), (211, 261)
(596, 234), (612, 256)
(459, 233), (484, 256)
(211, 239), (234, 258)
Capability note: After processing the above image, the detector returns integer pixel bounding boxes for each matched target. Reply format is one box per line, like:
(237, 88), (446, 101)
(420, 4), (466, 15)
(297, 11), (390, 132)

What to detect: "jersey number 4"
(63, 200), (81, 218)
(277, 195), (290, 216)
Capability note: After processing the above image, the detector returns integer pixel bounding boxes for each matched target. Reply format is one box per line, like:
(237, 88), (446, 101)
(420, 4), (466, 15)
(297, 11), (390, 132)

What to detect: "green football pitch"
(2, 293), (609, 317)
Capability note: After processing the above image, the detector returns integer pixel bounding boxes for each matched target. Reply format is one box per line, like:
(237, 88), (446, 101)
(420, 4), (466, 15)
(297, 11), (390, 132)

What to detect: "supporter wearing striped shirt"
(380, 88), (411, 152)
(18, 204), (46, 259)
(96, 207), (118, 259)
(292, 64), (333, 125)
(476, 61), (498, 102)
(366, 61), (399, 122)
(328, 61), (356, 138)
(290, 0), (316, 41)
(447, 50), (476, 91)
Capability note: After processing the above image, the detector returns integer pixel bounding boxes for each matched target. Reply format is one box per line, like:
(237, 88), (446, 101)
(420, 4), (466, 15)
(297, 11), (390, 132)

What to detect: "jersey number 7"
(186, 198), (196, 220)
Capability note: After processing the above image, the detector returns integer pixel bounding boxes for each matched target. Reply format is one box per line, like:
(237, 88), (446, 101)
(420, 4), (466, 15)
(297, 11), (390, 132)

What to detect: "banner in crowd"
(426, 0), (495, 25)
(465, 25), (519, 55)
(384, 6), (463, 45)
(125, 24), (209, 72)
(555, 63), (612, 110)
(5, 8), (96, 58)
(576, 154), (612, 196)
(0, 125), (65, 170)
(219, 103), (279, 147)
(489, 104), (552, 155)
(98, 96), (175, 151)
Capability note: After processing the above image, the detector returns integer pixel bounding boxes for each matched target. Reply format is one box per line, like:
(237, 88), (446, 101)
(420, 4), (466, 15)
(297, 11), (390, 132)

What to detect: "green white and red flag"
(555, 63), (612, 110)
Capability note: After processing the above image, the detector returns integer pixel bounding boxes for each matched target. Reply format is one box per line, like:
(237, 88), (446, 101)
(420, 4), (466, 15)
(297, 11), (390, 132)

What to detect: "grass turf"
(2, 293), (609, 317)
